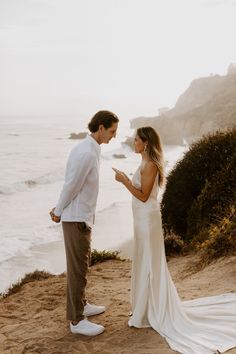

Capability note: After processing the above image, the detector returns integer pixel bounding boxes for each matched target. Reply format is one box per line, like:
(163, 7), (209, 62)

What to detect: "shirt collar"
(87, 134), (101, 155)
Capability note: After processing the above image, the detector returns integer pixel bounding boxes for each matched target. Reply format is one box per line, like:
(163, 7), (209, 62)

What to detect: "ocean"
(0, 115), (187, 293)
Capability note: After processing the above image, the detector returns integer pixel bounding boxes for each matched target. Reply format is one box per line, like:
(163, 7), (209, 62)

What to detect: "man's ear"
(98, 124), (105, 132)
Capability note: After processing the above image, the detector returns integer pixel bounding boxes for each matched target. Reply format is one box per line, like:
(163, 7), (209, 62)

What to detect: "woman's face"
(134, 134), (146, 154)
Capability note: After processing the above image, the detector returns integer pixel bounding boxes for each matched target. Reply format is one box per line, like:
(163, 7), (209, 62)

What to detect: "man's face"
(100, 122), (118, 144)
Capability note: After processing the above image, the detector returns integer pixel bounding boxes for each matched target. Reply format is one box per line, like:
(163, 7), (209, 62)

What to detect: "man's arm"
(53, 151), (95, 217)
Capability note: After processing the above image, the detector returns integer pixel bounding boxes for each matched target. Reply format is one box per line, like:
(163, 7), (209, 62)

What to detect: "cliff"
(131, 66), (236, 145)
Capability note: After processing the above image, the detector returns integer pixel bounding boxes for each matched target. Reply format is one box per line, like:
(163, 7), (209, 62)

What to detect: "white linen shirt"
(54, 135), (101, 227)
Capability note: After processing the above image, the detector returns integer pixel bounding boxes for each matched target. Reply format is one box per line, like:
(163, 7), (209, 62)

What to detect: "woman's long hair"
(137, 126), (165, 187)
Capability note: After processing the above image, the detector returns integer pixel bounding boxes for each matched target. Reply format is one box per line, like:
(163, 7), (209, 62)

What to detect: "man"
(50, 110), (119, 336)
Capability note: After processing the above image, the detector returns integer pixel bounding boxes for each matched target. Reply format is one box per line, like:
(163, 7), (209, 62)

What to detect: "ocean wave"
(0, 185), (14, 195)
(0, 224), (61, 265)
(0, 235), (34, 265)
(0, 169), (63, 196)
(0, 146), (134, 196)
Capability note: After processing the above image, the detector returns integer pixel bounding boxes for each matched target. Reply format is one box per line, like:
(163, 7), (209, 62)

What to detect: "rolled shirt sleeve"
(54, 151), (95, 217)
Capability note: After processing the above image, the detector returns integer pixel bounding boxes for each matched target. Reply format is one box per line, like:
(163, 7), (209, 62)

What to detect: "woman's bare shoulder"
(141, 160), (158, 174)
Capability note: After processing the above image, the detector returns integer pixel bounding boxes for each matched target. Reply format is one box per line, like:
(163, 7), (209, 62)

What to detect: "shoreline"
(0, 236), (134, 295)
(0, 239), (66, 295)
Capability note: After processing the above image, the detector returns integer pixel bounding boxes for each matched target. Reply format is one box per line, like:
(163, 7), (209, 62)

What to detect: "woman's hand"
(113, 161), (158, 202)
(112, 167), (130, 184)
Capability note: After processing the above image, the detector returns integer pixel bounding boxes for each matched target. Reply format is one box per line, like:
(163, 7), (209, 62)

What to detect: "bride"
(112, 126), (236, 354)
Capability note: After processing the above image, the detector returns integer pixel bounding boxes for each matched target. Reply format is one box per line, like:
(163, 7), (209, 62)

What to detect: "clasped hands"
(112, 167), (130, 184)
(49, 207), (61, 223)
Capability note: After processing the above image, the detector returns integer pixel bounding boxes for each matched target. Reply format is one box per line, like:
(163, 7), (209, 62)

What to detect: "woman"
(113, 126), (236, 354)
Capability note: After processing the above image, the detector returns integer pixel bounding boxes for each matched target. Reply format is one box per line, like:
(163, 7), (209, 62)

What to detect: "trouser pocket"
(77, 221), (91, 233)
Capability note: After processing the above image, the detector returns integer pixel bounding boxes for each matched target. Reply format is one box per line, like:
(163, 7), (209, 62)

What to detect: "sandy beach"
(1, 254), (236, 354)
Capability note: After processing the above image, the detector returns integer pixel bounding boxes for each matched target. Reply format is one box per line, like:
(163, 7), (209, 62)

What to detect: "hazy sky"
(1, 0), (236, 119)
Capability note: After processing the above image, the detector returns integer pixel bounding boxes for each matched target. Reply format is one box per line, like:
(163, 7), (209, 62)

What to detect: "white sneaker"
(70, 319), (105, 336)
(83, 303), (106, 317)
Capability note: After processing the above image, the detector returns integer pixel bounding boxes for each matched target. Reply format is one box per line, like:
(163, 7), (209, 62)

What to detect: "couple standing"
(50, 110), (236, 354)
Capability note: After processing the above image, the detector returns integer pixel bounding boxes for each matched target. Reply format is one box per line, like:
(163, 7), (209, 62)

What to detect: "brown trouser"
(62, 221), (91, 322)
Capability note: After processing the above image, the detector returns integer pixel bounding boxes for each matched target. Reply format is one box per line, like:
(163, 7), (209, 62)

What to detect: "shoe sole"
(71, 328), (105, 336)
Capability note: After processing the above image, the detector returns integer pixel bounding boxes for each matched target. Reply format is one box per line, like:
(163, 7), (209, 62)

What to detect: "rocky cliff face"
(130, 68), (236, 145)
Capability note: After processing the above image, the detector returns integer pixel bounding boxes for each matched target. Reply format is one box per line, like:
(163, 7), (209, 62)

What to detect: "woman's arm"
(113, 161), (158, 202)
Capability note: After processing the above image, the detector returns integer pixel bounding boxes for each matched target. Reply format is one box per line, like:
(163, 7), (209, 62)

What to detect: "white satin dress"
(128, 161), (236, 354)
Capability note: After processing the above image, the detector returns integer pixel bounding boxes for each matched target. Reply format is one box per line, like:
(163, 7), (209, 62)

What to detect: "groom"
(50, 110), (119, 336)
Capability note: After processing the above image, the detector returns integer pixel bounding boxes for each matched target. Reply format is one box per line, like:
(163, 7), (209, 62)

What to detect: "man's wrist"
(52, 214), (61, 223)
(50, 208), (61, 223)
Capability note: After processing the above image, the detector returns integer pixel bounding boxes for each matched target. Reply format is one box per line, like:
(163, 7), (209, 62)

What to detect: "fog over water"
(1, 0), (236, 118)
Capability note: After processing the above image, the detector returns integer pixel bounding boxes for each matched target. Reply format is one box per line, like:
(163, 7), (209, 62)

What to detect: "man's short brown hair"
(88, 110), (119, 133)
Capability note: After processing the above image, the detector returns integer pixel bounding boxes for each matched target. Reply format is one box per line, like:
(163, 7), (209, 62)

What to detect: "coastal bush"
(0, 270), (52, 298)
(197, 207), (236, 264)
(91, 249), (123, 265)
(164, 231), (185, 256)
(187, 154), (236, 240)
(161, 128), (236, 242)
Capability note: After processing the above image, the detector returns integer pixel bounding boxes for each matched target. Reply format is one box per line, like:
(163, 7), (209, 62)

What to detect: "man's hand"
(49, 207), (61, 223)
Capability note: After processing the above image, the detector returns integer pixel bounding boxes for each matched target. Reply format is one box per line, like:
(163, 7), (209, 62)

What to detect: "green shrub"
(0, 270), (52, 298)
(164, 231), (185, 256)
(91, 249), (123, 266)
(161, 128), (236, 241)
(187, 154), (236, 239)
(197, 207), (236, 264)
